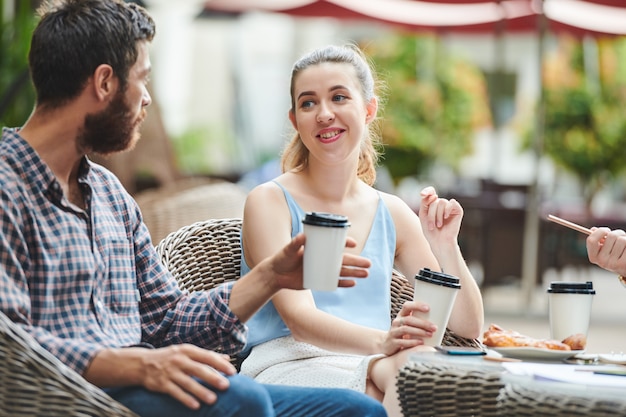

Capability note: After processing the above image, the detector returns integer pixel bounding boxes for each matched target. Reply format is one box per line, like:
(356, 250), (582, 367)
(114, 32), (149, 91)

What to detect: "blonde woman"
(239, 44), (484, 417)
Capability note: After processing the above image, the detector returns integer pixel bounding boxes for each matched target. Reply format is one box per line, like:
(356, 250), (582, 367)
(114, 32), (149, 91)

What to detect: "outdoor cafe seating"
(155, 217), (626, 416)
(2, 215), (626, 416)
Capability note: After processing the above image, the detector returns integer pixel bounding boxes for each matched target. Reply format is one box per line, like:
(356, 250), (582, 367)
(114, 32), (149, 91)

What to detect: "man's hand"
(85, 345), (236, 410)
(230, 233), (371, 322)
(268, 233), (371, 290)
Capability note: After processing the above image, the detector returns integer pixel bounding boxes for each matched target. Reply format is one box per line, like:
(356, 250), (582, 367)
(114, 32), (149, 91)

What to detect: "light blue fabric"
(240, 182), (396, 355)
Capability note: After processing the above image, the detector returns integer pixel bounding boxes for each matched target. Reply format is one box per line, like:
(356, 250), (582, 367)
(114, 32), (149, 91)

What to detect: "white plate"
(492, 347), (585, 360)
(598, 353), (626, 365)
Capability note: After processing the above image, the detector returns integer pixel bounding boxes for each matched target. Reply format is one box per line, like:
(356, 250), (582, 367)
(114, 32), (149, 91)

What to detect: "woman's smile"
(317, 128), (345, 143)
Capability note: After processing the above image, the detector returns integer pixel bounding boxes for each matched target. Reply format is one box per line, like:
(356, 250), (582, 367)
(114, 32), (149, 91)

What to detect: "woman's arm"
(385, 187), (484, 340)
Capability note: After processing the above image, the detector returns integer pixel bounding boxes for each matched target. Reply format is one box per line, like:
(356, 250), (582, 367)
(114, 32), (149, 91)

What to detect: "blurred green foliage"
(172, 125), (239, 175)
(524, 36), (626, 211)
(366, 33), (491, 182)
(0, 0), (37, 127)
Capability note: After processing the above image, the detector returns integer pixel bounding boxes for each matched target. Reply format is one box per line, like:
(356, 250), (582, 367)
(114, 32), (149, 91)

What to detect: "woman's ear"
(288, 109), (297, 130)
(365, 97), (378, 124)
(92, 64), (117, 102)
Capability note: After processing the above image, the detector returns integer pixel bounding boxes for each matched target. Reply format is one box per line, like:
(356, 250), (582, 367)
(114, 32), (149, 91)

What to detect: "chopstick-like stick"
(483, 355), (522, 363)
(547, 214), (592, 235)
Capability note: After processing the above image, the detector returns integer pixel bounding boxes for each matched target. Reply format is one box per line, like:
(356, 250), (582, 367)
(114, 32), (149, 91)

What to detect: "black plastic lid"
(414, 267), (461, 289)
(302, 212), (350, 228)
(547, 281), (595, 295)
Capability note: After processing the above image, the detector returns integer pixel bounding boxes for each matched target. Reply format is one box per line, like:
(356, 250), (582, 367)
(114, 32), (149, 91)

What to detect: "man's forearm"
(228, 258), (279, 322)
(83, 347), (145, 388)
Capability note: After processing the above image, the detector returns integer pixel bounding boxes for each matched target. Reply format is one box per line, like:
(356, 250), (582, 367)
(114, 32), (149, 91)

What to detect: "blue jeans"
(105, 374), (387, 417)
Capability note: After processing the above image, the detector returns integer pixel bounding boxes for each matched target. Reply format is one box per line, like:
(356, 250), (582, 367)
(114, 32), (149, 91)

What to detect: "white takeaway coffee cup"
(547, 281), (595, 341)
(413, 268), (461, 347)
(302, 212), (351, 291)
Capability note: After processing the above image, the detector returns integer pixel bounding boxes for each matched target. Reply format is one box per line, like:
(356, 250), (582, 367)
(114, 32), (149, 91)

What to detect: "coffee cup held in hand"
(413, 268), (461, 347)
(302, 212), (351, 291)
(547, 281), (595, 342)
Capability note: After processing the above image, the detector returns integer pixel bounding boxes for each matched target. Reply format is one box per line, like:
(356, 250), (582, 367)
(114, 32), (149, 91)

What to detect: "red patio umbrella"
(201, 0), (626, 36)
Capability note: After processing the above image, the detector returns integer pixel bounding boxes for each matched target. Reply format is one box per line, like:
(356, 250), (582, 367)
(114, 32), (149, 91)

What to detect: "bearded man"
(0, 1), (383, 416)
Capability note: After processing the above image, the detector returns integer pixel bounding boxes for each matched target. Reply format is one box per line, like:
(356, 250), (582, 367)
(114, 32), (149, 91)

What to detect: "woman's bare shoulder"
(378, 190), (412, 212)
(247, 177), (286, 202)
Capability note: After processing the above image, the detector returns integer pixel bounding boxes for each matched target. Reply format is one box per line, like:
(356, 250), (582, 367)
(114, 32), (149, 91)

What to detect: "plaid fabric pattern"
(0, 128), (246, 374)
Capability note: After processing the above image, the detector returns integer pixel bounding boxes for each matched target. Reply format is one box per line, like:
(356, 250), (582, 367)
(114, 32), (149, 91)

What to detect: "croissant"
(482, 323), (572, 351)
(561, 333), (587, 350)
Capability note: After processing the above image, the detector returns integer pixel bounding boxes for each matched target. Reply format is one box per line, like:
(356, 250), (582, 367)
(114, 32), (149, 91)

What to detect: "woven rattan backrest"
(390, 269), (414, 321)
(155, 218), (243, 293)
(0, 311), (139, 416)
(138, 180), (247, 244)
(155, 218), (243, 368)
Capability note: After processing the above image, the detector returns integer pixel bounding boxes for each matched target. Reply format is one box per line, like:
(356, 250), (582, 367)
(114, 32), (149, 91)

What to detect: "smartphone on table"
(435, 346), (487, 356)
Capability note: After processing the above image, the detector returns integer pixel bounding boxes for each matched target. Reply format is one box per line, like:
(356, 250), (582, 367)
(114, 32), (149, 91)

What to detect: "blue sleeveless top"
(240, 182), (396, 355)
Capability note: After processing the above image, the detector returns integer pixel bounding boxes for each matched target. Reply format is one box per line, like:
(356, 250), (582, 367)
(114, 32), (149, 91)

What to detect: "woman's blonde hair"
(281, 44), (383, 186)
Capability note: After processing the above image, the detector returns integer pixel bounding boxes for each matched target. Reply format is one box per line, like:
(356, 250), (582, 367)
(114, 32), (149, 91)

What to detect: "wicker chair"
(154, 217), (481, 366)
(0, 311), (138, 416)
(136, 179), (247, 244)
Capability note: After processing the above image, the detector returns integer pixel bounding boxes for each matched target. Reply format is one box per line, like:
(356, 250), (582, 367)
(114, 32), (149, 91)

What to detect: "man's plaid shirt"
(0, 128), (246, 375)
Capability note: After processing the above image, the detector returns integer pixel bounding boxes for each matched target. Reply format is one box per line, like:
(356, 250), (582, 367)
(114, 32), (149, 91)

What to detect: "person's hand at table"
(586, 227), (626, 277)
(380, 301), (437, 356)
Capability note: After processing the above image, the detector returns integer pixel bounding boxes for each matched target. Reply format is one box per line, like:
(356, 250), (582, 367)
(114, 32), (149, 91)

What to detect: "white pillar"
(143, 1), (204, 137)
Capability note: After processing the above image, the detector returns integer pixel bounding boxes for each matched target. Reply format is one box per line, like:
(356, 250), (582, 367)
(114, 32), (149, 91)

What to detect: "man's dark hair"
(29, 0), (155, 108)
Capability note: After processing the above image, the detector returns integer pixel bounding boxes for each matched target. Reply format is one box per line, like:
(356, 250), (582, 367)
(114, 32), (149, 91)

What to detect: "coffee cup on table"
(412, 268), (461, 347)
(302, 212), (351, 291)
(547, 281), (595, 342)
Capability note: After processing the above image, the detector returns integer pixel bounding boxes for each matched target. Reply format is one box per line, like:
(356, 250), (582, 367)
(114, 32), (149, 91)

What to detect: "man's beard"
(77, 90), (146, 156)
